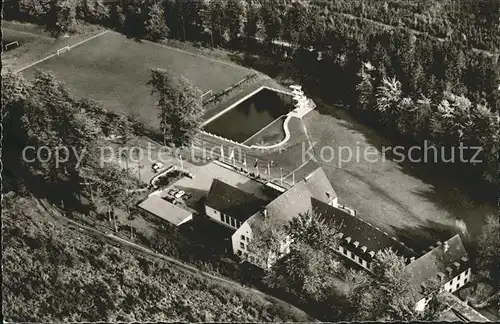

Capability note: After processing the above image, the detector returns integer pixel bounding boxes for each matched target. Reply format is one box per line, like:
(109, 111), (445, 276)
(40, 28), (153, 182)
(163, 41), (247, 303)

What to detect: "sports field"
(2, 21), (105, 72)
(19, 30), (250, 130)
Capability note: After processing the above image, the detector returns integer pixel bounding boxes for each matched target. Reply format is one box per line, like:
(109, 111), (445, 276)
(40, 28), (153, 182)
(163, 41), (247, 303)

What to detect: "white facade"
(231, 221), (292, 269)
(336, 245), (371, 271)
(330, 197), (339, 207)
(414, 267), (472, 312)
(205, 205), (244, 229)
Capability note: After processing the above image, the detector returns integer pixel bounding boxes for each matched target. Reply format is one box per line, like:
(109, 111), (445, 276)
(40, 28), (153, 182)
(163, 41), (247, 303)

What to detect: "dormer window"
(345, 237), (352, 243)
(361, 246), (367, 253)
(353, 241), (359, 248)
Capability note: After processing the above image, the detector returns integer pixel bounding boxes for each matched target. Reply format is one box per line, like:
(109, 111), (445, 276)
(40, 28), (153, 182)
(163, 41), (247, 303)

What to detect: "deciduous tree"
(148, 68), (203, 148)
(477, 215), (500, 282)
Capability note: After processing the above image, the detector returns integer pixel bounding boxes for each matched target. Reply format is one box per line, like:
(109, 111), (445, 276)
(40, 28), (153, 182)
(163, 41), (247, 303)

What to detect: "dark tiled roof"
(312, 198), (418, 261)
(302, 168), (337, 203)
(262, 167), (336, 226)
(405, 234), (469, 297)
(205, 179), (267, 222)
(263, 180), (314, 226)
(138, 195), (192, 226)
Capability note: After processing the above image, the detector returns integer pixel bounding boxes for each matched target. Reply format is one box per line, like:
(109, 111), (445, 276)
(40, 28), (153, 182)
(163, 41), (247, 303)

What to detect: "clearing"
(18, 29), (250, 130)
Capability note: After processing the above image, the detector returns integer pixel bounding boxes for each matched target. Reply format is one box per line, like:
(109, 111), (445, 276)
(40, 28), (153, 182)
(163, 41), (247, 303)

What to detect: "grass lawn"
(2, 21), (104, 72)
(302, 102), (496, 251)
(20, 30), (250, 131)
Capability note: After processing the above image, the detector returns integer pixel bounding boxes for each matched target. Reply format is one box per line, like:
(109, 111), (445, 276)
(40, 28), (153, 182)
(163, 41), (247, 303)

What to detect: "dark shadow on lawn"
(307, 99), (496, 239)
(313, 98), (496, 205)
(227, 48), (496, 208)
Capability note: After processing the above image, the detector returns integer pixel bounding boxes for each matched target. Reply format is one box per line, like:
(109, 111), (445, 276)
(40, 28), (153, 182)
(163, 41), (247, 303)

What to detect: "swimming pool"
(203, 87), (293, 143)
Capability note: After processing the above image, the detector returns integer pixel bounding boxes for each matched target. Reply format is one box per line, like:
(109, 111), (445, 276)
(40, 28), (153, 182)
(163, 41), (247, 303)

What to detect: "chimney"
(460, 257), (468, 263)
(443, 242), (449, 252)
(445, 267), (453, 276)
(453, 262), (460, 270)
(436, 241), (442, 246)
(410, 256), (416, 262)
(437, 272), (446, 281)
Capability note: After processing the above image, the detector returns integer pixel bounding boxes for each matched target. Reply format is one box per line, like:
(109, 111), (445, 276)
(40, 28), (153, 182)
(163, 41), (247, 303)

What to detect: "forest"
(4, 0), (498, 190)
(2, 195), (309, 322)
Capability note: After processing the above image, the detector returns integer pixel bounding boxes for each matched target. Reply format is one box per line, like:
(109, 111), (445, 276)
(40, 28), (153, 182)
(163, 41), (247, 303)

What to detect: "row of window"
(338, 246), (368, 268)
(240, 235), (250, 242)
(440, 269), (470, 295)
(445, 279), (467, 294)
(220, 213), (242, 228)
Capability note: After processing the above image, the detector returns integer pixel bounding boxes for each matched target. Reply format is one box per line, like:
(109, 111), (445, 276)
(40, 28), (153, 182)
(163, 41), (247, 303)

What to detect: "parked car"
(185, 171), (195, 179)
(152, 162), (164, 173)
(163, 196), (177, 204)
(168, 188), (178, 196)
(174, 190), (186, 199)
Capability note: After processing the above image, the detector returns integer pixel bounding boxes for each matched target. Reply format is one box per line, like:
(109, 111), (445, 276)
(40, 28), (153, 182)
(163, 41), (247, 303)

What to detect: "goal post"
(56, 45), (71, 56)
(5, 41), (19, 50)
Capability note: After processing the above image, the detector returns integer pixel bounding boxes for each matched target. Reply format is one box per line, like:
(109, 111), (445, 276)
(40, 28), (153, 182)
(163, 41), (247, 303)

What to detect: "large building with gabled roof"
(405, 234), (471, 311)
(204, 166), (338, 268)
(312, 198), (419, 270)
(203, 163), (473, 312)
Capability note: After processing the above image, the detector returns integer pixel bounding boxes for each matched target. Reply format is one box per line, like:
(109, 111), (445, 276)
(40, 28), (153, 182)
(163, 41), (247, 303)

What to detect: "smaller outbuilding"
(138, 195), (192, 226)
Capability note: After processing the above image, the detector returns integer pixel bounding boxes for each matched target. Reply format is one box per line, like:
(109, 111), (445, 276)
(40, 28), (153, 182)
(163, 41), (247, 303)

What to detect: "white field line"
(242, 115), (286, 145)
(2, 26), (54, 40)
(15, 29), (109, 73)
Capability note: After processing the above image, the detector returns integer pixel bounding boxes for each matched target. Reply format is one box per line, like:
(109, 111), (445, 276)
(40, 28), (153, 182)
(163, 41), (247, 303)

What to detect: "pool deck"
(202, 84), (316, 151)
(166, 161), (280, 203)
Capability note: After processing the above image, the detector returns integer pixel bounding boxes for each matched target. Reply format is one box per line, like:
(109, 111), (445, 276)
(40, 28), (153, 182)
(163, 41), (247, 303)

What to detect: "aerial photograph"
(1, 0), (499, 322)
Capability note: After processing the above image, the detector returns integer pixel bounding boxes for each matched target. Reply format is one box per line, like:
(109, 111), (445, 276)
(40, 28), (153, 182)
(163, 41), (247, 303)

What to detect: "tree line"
(2, 195), (312, 322)
(5, 0), (499, 52)
(250, 211), (445, 321)
(5, 0), (498, 188)
(250, 209), (499, 321)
